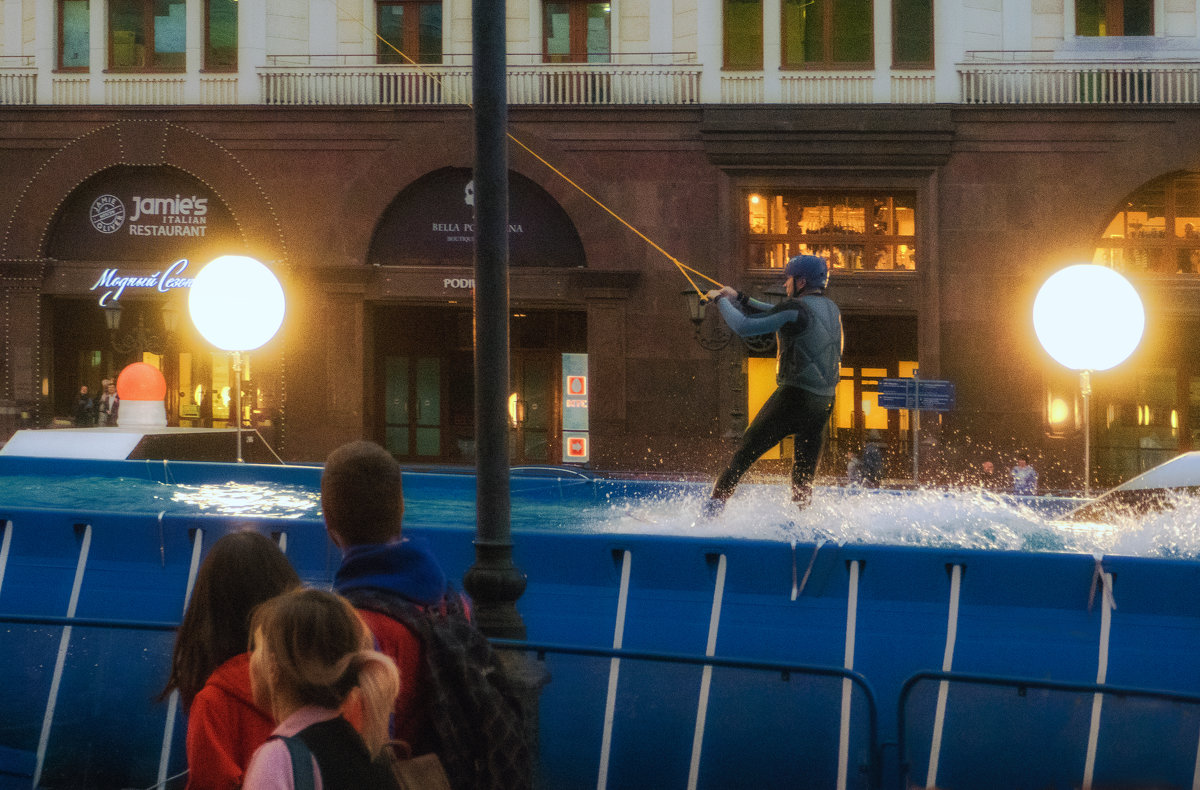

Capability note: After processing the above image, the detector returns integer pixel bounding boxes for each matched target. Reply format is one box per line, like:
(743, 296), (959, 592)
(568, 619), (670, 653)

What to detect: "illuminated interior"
(746, 191), (917, 272)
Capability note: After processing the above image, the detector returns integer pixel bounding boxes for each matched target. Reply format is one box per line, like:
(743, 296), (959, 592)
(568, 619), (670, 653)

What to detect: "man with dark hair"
(322, 441), (450, 752)
(700, 254), (843, 516)
(323, 440), (531, 790)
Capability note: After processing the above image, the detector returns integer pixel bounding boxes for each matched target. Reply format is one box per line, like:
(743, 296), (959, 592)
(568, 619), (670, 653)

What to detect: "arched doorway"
(367, 167), (589, 465)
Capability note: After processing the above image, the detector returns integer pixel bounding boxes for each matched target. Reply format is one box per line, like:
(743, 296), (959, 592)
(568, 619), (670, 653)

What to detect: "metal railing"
(0, 56), (37, 105)
(958, 58), (1200, 103)
(897, 670), (1200, 788)
(494, 639), (882, 788)
(259, 61), (701, 106)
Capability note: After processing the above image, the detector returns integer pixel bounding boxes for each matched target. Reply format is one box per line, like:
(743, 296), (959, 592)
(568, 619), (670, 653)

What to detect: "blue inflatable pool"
(0, 455), (1198, 790)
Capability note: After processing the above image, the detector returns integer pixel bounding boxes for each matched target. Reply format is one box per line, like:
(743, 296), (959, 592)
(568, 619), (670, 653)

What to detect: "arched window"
(1093, 173), (1200, 275)
(368, 168), (586, 268)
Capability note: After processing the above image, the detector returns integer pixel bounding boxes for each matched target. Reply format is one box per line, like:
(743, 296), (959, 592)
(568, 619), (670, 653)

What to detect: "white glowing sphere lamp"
(1033, 264), (1144, 372)
(188, 255), (285, 352)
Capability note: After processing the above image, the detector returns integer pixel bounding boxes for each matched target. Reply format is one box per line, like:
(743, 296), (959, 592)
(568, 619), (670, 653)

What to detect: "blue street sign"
(877, 378), (956, 411)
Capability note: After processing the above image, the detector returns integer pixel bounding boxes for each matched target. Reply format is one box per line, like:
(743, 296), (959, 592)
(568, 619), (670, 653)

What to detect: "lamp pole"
(1081, 369), (1091, 497)
(465, 0), (527, 641)
(232, 351), (244, 463)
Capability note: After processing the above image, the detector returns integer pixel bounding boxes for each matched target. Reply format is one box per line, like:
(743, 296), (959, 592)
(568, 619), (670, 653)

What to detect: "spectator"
(160, 531), (301, 790)
(74, 385), (95, 426)
(977, 459), (1004, 491)
(322, 440), (531, 790)
(845, 450), (862, 485)
(860, 431), (888, 489)
(241, 588), (401, 789)
(1012, 455), (1039, 495)
(320, 440), (454, 755)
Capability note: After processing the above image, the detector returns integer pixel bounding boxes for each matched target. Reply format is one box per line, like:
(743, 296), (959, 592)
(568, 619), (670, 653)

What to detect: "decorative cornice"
(699, 106), (955, 170)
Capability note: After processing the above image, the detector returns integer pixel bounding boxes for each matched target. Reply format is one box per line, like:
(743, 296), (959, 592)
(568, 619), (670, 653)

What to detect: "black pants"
(710, 385), (834, 506)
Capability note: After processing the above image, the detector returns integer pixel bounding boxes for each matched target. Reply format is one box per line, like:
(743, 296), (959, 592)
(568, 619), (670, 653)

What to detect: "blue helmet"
(783, 254), (829, 289)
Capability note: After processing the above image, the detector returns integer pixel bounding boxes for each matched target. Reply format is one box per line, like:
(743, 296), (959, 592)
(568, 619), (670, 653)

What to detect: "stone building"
(0, 0), (1196, 489)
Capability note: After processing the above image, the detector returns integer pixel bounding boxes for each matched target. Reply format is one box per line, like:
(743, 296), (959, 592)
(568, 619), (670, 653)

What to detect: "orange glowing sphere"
(116, 362), (166, 402)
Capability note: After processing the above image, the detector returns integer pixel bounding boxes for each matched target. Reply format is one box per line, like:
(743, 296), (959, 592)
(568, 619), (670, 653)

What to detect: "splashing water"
(1, 472), (1199, 559)
(577, 483), (1200, 560)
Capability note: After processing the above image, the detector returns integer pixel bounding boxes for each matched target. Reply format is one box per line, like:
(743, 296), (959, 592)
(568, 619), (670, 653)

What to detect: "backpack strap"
(273, 735), (317, 790)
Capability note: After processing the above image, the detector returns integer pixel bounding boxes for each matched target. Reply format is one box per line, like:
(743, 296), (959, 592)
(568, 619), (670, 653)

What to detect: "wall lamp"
(103, 299), (180, 357)
(681, 287), (786, 353)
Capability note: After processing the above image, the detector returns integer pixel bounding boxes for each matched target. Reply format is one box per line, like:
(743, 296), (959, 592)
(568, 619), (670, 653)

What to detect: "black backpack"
(343, 587), (533, 790)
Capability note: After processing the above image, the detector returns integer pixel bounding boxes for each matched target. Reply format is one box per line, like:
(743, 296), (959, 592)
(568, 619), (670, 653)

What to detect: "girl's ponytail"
(350, 650), (400, 755)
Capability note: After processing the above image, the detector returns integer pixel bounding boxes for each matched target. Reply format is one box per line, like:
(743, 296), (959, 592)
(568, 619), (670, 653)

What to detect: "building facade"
(0, 0), (1197, 489)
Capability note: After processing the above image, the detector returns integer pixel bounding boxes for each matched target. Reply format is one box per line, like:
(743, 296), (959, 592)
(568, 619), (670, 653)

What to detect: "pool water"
(1, 468), (1198, 558)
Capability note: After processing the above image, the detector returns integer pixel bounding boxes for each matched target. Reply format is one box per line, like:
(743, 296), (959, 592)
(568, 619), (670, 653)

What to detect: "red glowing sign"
(567, 437), (588, 457)
(567, 375), (586, 396)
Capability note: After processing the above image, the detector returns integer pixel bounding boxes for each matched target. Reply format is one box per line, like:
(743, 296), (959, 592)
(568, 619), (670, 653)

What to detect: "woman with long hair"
(161, 530), (302, 789)
(242, 587), (401, 789)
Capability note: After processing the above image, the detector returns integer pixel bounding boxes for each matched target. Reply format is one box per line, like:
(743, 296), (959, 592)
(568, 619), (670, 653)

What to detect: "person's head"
(79, 385), (88, 396)
(321, 440), (404, 547)
(1016, 455), (1029, 467)
(249, 588), (398, 756)
(162, 530), (301, 707)
(783, 254), (830, 296)
(982, 460), (995, 474)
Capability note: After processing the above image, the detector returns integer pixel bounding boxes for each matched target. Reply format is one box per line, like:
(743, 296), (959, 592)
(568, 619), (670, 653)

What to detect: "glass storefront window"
(745, 191), (917, 272)
(1094, 173), (1200, 275)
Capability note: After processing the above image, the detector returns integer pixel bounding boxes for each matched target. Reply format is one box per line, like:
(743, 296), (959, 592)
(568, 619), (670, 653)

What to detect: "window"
(376, 1), (442, 64)
(1077, 0), (1152, 35)
(59, 0), (90, 71)
(745, 191), (917, 272)
(205, 0), (237, 71)
(1093, 172), (1200, 275)
(893, 0), (933, 67)
(782, 0), (872, 69)
(724, 0), (762, 69)
(108, 0), (185, 71)
(543, 1), (611, 64)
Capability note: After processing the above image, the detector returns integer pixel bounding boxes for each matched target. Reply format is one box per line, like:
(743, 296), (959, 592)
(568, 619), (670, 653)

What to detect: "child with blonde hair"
(242, 588), (401, 790)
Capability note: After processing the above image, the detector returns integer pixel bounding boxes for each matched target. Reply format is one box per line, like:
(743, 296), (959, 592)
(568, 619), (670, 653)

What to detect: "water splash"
(591, 483), (1200, 559)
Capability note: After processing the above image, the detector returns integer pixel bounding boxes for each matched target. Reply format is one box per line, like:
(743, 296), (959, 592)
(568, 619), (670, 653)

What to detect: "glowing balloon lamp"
(188, 255), (285, 352)
(1033, 264), (1145, 496)
(1033, 264), (1144, 372)
(188, 255), (286, 462)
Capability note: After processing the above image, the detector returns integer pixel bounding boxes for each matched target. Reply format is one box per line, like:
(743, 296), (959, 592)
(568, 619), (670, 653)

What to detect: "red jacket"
(356, 607), (431, 751)
(185, 652), (276, 790)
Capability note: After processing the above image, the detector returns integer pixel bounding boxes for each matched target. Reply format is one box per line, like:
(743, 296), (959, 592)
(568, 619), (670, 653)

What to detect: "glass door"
(384, 355), (443, 459)
(509, 352), (556, 465)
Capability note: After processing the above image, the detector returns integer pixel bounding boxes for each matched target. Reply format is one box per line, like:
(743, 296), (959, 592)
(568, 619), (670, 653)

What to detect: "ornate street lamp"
(681, 289), (733, 350)
(681, 287), (787, 353)
(188, 255), (286, 462)
(103, 299), (179, 357)
(1033, 264), (1145, 496)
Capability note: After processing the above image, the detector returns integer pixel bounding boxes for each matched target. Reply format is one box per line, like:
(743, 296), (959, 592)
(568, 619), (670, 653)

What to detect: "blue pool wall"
(1, 457), (1199, 789)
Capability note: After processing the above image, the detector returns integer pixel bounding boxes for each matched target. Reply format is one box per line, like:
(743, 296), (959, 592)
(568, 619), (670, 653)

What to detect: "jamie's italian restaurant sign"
(47, 165), (241, 262)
